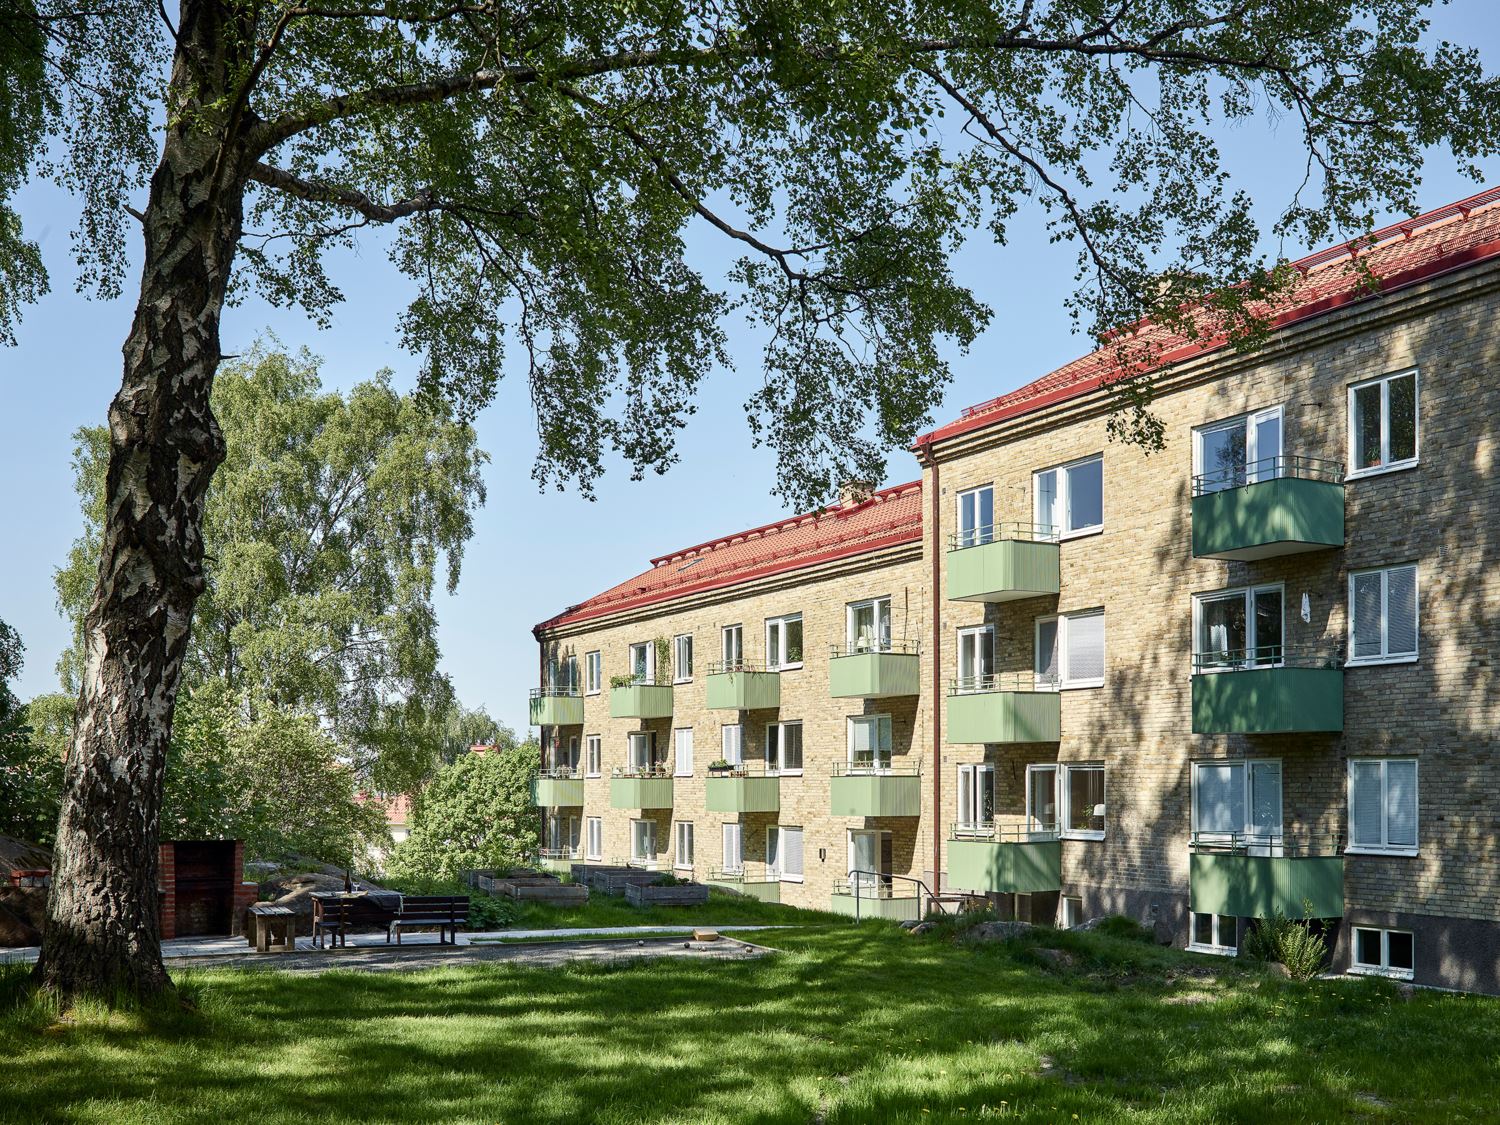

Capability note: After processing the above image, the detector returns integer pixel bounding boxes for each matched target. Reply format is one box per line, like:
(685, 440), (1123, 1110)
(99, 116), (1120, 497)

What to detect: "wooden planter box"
(502, 881), (588, 904)
(624, 882), (710, 907)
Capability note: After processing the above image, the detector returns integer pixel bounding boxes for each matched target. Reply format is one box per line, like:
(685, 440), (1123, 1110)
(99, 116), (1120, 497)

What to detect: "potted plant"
(707, 758), (735, 775)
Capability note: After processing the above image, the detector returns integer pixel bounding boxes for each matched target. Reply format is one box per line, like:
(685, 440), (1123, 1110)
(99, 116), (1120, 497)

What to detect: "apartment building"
(533, 188), (1500, 992)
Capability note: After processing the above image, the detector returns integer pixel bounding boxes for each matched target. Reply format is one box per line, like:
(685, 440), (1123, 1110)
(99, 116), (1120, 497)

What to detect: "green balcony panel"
(704, 876), (781, 903)
(946, 690), (1060, 744)
(609, 776), (674, 809)
(1189, 852), (1344, 919)
(947, 838), (1062, 894)
(829, 773), (922, 817)
(1192, 478), (1344, 561)
(705, 671), (781, 710)
(829, 652), (920, 698)
(705, 775), (781, 813)
(1191, 667), (1343, 734)
(531, 777), (584, 807)
(609, 684), (675, 719)
(529, 693), (583, 726)
(829, 891), (923, 922)
(947, 539), (1060, 603)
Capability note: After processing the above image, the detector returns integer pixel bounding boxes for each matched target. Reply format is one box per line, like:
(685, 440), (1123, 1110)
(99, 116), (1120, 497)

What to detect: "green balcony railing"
(704, 869), (782, 903)
(609, 680), (675, 719)
(828, 764), (922, 817)
(828, 643), (921, 698)
(531, 768), (584, 807)
(946, 523), (1061, 603)
(1188, 832), (1344, 919)
(830, 878), (925, 922)
(947, 823), (1062, 894)
(609, 767), (674, 809)
(1190, 649), (1343, 734)
(705, 767), (781, 813)
(704, 661), (782, 710)
(946, 674), (1061, 744)
(1191, 455), (1345, 561)
(529, 687), (584, 727)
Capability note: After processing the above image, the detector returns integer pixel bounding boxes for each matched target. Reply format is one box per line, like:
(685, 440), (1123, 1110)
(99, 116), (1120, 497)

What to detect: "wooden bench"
(248, 903), (297, 952)
(390, 895), (469, 945)
(312, 894), (401, 949)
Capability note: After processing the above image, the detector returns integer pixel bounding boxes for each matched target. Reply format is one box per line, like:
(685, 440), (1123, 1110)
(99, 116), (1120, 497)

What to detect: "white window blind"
(1066, 612), (1105, 683)
(674, 634), (693, 681)
(781, 827), (804, 880)
(586, 817), (602, 860)
(849, 715), (892, 770)
(722, 822), (743, 872)
(1350, 759), (1418, 852)
(675, 822), (694, 868)
(1035, 619), (1059, 686)
(586, 735), (601, 777)
(674, 727), (694, 776)
(1350, 565), (1418, 663)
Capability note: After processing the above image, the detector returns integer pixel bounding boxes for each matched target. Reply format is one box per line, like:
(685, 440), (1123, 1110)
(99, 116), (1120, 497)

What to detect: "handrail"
(949, 672), (1060, 695)
(836, 870), (934, 922)
(948, 521), (1060, 550)
(829, 641), (920, 658)
(539, 846), (583, 860)
(1192, 453), (1345, 497)
(706, 659), (775, 675)
(1191, 645), (1341, 674)
(831, 761), (920, 777)
(537, 765), (583, 780)
(705, 762), (781, 778)
(706, 868), (779, 884)
(949, 821), (1059, 843)
(531, 686), (582, 699)
(1189, 830), (1344, 857)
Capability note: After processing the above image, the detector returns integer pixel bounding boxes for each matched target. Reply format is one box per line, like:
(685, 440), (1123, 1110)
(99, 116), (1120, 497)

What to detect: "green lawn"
(3, 919), (1498, 1123)
(507, 888), (842, 930)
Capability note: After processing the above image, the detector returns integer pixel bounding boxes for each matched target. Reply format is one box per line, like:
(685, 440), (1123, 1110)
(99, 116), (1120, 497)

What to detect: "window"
(585, 735), (602, 778)
(1194, 585), (1283, 670)
(547, 655), (579, 693)
(722, 822), (743, 873)
(1035, 454), (1103, 538)
(721, 723), (743, 766)
(1351, 927), (1415, 979)
(957, 485), (995, 548)
(1194, 406), (1284, 493)
(766, 613), (804, 670)
(628, 641), (655, 684)
(848, 715), (893, 772)
(1190, 912), (1239, 955)
(1035, 610), (1105, 688)
(957, 764), (996, 834)
(674, 822), (694, 870)
(721, 624), (744, 670)
(847, 597), (893, 651)
(1061, 896), (1084, 929)
(955, 625), (994, 692)
(1349, 369), (1418, 476)
(673, 634), (693, 682)
(767, 721), (803, 775)
(848, 829), (892, 890)
(585, 651), (602, 695)
(768, 825), (804, 882)
(1348, 758), (1418, 855)
(630, 819), (657, 862)
(586, 817), (603, 860)
(627, 731), (658, 772)
(566, 735), (580, 772)
(1348, 564), (1418, 665)
(674, 727), (694, 777)
(1192, 760), (1282, 847)
(1061, 764), (1105, 839)
(1026, 764), (1058, 833)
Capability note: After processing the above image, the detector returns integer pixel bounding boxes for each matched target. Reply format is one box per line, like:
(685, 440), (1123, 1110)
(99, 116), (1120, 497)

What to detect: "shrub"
(1243, 908), (1329, 981)
(466, 894), (519, 931)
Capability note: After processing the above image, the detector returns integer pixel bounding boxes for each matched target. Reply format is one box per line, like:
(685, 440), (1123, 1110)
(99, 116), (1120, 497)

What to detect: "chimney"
(838, 480), (875, 509)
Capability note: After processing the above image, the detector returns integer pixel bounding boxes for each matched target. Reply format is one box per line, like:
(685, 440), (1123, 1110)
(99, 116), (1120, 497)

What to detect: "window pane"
(1355, 927), (1382, 967)
(1035, 620), (1059, 685)
(783, 828), (804, 877)
(1217, 917), (1238, 950)
(1035, 470), (1058, 534)
(1066, 458), (1104, 531)
(784, 724), (803, 771)
(1200, 595), (1247, 663)
(1200, 422), (1247, 492)
(1388, 373), (1416, 462)
(1385, 760), (1418, 848)
(722, 724), (742, 764)
(851, 603), (875, 649)
(1386, 566), (1417, 657)
(1068, 767), (1104, 832)
(1065, 613), (1105, 682)
(1351, 573), (1384, 659)
(1249, 760), (1283, 839)
(1354, 382), (1383, 468)
(978, 767), (996, 824)
(1194, 763), (1244, 836)
(1251, 412), (1282, 479)
(767, 827), (780, 873)
(1028, 768), (1057, 830)
(1350, 761), (1384, 847)
(1193, 912), (1215, 946)
(1387, 930), (1414, 971)
(786, 617), (803, 664)
(1253, 589), (1283, 664)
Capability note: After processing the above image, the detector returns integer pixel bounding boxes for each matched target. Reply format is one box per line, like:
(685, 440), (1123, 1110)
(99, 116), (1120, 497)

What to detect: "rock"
(1267, 960), (1294, 978)
(963, 920), (1033, 943)
(908, 922), (936, 936)
(1032, 947), (1075, 968)
(258, 871), (396, 936)
(898, 920), (922, 930)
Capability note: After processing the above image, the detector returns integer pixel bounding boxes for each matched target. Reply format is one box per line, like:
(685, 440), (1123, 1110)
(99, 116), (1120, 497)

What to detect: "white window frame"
(1192, 583), (1285, 671)
(768, 825), (804, 883)
(722, 822), (743, 873)
(585, 816), (603, 861)
(1034, 454), (1104, 539)
(955, 624), (994, 693)
(765, 613), (804, 671)
(847, 714), (894, 773)
(1190, 759), (1283, 852)
(1347, 564), (1419, 667)
(628, 640), (655, 684)
(1192, 405), (1284, 491)
(1034, 610), (1106, 689)
(584, 651), (602, 695)
(1346, 758), (1419, 857)
(674, 821), (694, 871)
(1025, 763), (1058, 834)
(847, 828), (888, 890)
(956, 763), (996, 835)
(846, 596), (893, 652)
(673, 727), (694, 778)
(1347, 368), (1419, 479)
(1350, 926), (1415, 980)
(1188, 911), (1240, 957)
(956, 484), (995, 548)
(766, 720), (804, 776)
(1060, 763), (1106, 841)
(721, 623), (744, 669)
(630, 818), (657, 862)
(585, 734), (602, 778)
(673, 633), (694, 683)
(720, 723), (743, 767)
(1061, 895), (1084, 929)
(627, 730), (657, 772)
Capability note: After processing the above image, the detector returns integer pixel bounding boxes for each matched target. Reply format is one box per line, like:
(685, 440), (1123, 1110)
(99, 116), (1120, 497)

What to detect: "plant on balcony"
(608, 673), (638, 690)
(707, 759), (734, 773)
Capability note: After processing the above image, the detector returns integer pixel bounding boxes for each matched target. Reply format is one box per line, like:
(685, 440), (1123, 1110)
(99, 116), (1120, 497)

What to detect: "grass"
(3, 916), (1499, 1123)
(506, 887), (842, 930)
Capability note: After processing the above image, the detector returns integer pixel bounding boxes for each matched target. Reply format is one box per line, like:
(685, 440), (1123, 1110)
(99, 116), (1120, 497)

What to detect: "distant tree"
(438, 705), (517, 767)
(388, 745), (538, 883)
(0, 624), (64, 844)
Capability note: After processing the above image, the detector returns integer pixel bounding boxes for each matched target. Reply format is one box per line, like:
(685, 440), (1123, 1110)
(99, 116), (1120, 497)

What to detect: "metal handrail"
(622, 856), (669, 871)
(531, 686), (582, 700)
(948, 522), (1060, 551)
(949, 821), (1060, 843)
(705, 762), (781, 778)
(1192, 454), (1345, 497)
(539, 846), (583, 860)
(1189, 830), (1344, 857)
(1191, 645), (1341, 674)
(829, 641), (920, 658)
(949, 672), (1060, 695)
(831, 760), (919, 777)
(836, 870), (933, 923)
(612, 765), (671, 779)
(706, 659), (775, 675)
(707, 868), (779, 884)
(537, 765), (583, 780)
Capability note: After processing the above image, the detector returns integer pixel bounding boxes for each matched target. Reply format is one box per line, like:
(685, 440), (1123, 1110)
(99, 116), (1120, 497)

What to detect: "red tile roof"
(535, 481), (923, 632)
(918, 187), (1500, 448)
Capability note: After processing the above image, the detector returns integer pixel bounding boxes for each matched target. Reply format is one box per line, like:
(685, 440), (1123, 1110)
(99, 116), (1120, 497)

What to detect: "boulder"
(257, 871), (396, 936)
(963, 920), (1033, 943)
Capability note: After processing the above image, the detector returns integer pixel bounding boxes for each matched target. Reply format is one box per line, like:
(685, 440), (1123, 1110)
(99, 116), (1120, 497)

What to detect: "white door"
(1248, 760), (1283, 856)
(849, 829), (880, 889)
(1247, 406), (1284, 483)
(957, 627), (993, 691)
(849, 715), (892, 772)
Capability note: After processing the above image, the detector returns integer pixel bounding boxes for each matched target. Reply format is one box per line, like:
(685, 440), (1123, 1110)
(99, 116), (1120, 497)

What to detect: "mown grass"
(506, 888), (843, 930)
(3, 920), (1498, 1124)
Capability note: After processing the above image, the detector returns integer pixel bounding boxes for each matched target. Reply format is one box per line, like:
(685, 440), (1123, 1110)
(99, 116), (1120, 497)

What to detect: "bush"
(467, 894), (519, 931)
(1242, 910), (1329, 981)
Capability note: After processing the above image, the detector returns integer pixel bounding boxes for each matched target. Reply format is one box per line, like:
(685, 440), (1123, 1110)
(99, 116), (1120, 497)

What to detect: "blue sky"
(3, 5), (1497, 734)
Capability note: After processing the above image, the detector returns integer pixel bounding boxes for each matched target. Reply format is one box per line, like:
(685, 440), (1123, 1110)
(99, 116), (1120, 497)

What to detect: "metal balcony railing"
(831, 760), (919, 777)
(1191, 645), (1342, 674)
(1189, 830), (1344, 858)
(947, 521), (1061, 551)
(612, 764), (671, 778)
(707, 659), (774, 675)
(949, 671), (1061, 695)
(537, 765), (583, 780)
(1191, 454), (1345, 497)
(829, 640), (920, 658)
(949, 821), (1060, 843)
(531, 685), (582, 700)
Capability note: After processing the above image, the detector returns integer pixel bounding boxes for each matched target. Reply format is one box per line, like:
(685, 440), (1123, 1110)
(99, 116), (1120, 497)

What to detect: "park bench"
(312, 893), (401, 949)
(390, 895), (469, 945)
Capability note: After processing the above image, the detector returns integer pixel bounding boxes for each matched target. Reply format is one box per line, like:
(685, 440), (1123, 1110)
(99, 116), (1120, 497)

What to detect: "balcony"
(830, 881), (924, 922)
(531, 768), (584, 807)
(946, 674), (1061, 744)
(609, 767), (674, 809)
(529, 688), (583, 727)
(704, 661), (781, 710)
(947, 824), (1062, 894)
(829, 643), (921, 699)
(538, 846), (583, 873)
(1188, 832), (1344, 919)
(1191, 456), (1344, 561)
(829, 764), (922, 817)
(1191, 649), (1343, 734)
(946, 524), (1060, 603)
(609, 680), (675, 720)
(704, 869), (782, 903)
(705, 767), (781, 813)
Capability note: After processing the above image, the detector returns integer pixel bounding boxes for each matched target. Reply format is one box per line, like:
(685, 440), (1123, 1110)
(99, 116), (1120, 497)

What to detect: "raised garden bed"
(502, 881), (588, 904)
(624, 882), (710, 907)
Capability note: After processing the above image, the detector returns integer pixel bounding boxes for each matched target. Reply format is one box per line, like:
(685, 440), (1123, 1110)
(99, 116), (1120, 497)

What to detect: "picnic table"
(247, 903), (297, 952)
(310, 891), (402, 948)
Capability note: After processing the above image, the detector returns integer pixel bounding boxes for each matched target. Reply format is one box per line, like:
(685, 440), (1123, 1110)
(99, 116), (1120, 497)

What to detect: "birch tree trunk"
(33, 0), (248, 1000)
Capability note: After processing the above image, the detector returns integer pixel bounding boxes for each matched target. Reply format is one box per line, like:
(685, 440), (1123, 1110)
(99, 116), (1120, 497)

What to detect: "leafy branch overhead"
(9, 3), (1500, 508)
